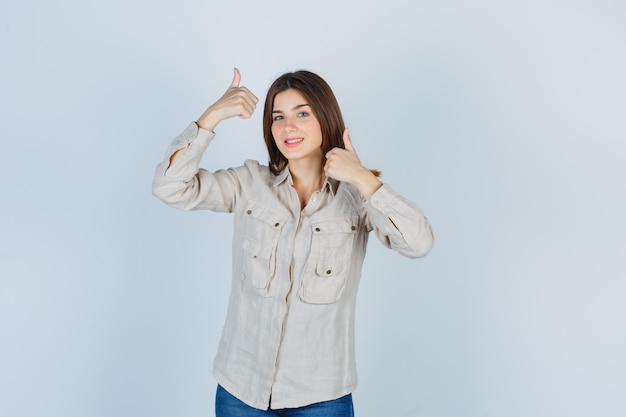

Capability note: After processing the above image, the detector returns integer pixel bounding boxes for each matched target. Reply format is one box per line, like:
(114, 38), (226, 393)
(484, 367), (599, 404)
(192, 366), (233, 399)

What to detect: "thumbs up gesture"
(197, 68), (259, 132)
(324, 129), (382, 199)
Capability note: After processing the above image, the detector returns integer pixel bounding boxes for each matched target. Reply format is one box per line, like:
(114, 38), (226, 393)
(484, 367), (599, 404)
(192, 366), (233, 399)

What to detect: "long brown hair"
(263, 70), (346, 175)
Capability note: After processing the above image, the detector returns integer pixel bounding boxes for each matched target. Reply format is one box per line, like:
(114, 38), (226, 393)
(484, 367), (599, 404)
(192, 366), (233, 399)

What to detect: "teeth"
(286, 138), (303, 144)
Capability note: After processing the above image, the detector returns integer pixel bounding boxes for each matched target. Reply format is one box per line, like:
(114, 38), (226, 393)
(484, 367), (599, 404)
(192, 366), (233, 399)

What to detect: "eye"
(298, 111), (309, 117)
(273, 114), (283, 121)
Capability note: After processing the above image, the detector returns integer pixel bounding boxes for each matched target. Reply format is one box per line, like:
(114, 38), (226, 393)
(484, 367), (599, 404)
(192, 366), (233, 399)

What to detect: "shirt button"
(315, 227), (321, 232)
(312, 196), (318, 202)
(351, 226), (356, 231)
(274, 223), (280, 227)
(247, 210), (252, 215)
(326, 269), (332, 275)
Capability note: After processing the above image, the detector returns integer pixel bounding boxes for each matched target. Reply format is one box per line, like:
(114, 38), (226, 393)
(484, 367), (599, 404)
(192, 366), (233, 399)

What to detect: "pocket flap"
(244, 201), (289, 229)
(243, 237), (272, 261)
(315, 261), (347, 278)
(310, 216), (358, 235)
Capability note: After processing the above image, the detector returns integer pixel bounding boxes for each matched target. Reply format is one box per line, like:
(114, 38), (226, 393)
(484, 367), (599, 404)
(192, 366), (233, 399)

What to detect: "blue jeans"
(215, 385), (355, 417)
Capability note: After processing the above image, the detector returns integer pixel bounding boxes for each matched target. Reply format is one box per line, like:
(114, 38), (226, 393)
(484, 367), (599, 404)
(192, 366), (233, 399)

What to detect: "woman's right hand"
(197, 68), (259, 132)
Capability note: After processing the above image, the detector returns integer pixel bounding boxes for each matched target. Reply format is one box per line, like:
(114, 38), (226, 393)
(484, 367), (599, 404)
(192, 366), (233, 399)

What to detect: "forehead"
(272, 89), (308, 109)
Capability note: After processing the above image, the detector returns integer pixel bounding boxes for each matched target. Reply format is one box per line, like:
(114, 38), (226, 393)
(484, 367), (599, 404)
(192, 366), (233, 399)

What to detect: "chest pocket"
(298, 215), (358, 304)
(242, 201), (288, 296)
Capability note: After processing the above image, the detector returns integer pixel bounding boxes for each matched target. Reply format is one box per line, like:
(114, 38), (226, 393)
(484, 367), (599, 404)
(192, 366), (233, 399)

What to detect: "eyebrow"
(272, 103), (310, 114)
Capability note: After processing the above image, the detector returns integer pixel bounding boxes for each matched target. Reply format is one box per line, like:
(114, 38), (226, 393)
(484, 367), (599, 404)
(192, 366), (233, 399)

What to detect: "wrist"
(197, 106), (222, 132)
(353, 168), (383, 200)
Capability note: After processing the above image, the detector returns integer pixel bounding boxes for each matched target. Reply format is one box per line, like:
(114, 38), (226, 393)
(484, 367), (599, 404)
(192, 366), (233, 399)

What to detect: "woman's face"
(271, 89), (323, 164)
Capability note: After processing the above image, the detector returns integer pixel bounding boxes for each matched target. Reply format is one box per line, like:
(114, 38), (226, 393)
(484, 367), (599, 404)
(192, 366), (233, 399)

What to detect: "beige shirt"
(152, 122), (434, 410)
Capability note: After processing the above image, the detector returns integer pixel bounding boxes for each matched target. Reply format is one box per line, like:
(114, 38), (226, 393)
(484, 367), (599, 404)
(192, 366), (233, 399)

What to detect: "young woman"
(153, 68), (434, 416)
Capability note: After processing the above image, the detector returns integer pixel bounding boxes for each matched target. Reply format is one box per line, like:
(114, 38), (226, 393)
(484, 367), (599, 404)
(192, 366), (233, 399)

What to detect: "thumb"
(343, 128), (355, 152)
(229, 67), (241, 88)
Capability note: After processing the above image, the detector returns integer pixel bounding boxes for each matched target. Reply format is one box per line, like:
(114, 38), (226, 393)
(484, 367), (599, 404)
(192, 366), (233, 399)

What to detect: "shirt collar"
(272, 166), (339, 197)
(272, 167), (291, 187)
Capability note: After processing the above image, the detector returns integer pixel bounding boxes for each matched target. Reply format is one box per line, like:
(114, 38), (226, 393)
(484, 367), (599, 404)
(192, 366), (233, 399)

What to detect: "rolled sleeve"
(152, 122), (240, 212)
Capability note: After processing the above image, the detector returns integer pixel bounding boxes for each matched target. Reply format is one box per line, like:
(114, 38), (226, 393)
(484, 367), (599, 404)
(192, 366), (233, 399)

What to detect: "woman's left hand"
(324, 129), (382, 199)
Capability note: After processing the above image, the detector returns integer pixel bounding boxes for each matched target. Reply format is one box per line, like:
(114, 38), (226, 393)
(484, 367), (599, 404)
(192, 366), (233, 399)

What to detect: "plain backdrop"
(1, 1), (625, 416)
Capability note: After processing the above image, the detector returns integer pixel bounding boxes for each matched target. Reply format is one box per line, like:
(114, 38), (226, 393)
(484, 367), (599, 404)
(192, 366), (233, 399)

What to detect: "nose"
(284, 117), (297, 132)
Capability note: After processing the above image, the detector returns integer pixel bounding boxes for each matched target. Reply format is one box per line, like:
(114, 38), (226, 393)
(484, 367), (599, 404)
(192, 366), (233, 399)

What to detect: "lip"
(284, 137), (304, 148)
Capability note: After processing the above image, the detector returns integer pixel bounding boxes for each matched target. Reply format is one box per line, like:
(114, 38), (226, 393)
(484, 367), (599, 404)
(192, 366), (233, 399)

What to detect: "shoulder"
(225, 159), (274, 186)
(242, 159), (272, 178)
(243, 159), (262, 170)
(334, 181), (366, 211)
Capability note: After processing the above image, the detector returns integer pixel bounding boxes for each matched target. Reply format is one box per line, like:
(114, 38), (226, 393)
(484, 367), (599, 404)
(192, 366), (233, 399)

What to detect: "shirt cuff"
(364, 183), (399, 212)
(166, 122), (216, 155)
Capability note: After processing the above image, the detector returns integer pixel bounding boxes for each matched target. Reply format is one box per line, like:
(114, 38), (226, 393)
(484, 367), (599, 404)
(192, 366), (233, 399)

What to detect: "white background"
(1, 1), (625, 416)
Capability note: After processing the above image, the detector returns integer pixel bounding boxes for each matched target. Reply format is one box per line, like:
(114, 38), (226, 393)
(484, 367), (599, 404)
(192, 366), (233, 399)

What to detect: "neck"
(288, 158), (325, 189)
(288, 158), (325, 210)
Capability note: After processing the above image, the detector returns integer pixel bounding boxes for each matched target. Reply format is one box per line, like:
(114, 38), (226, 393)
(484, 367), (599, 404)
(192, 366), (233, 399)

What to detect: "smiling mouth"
(285, 138), (304, 145)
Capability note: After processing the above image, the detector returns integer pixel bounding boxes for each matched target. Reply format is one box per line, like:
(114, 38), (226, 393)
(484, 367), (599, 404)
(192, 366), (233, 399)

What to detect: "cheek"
(314, 129), (324, 146)
(271, 133), (283, 149)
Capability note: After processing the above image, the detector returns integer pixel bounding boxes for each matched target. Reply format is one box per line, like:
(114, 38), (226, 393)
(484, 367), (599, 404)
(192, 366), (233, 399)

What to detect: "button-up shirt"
(152, 122), (434, 410)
